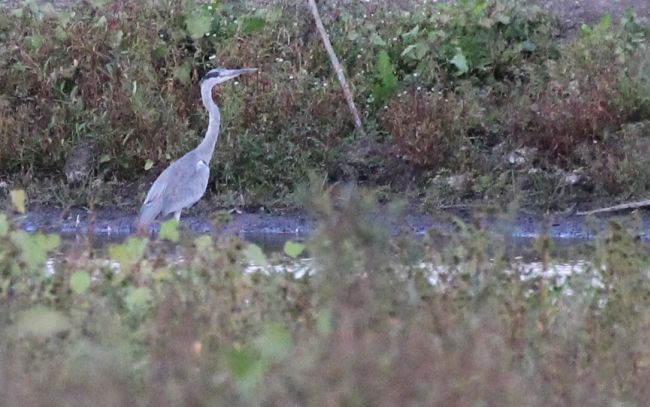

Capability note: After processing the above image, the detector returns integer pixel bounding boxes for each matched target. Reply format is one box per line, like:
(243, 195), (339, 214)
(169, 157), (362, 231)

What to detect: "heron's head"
(200, 67), (257, 88)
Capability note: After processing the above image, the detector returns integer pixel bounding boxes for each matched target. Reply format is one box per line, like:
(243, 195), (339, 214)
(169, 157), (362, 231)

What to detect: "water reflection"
(46, 241), (601, 291)
(43, 215), (611, 292)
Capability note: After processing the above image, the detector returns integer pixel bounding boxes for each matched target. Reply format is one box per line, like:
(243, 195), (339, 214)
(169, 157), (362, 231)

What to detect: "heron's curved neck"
(197, 84), (221, 163)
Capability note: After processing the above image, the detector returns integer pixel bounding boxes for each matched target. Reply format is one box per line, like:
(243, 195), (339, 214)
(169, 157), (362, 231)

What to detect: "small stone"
(444, 174), (471, 192)
(562, 168), (585, 185)
(64, 140), (99, 186)
(507, 147), (537, 166)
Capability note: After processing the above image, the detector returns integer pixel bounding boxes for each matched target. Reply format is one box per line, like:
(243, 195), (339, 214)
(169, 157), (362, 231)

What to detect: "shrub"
(618, 46), (650, 121)
(530, 13), (647, 159)
(381, 88), (480, 169)
(532, 70), (625, 156)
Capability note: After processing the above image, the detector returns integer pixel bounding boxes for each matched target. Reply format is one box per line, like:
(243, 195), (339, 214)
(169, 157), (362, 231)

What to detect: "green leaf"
(244, 243), (268, 267)
(521, 41), (537, 52)
(174, 64), (191, 84)
(401, 44), (416, 58)
(125, 287), (152, 311)
(496, 13), (511, 25)
(40, 3), (58, 18)
(94, 15), (107, 28)
(10, 189), (26, 214)
(152, 44), (168, 60)
(401, 41), (429, 61)
(414, 42), (429, 60)
(194, 235), (213, 252)
(152, 270), (173, 282)
(402, 24), (420, 39)
(450, 50), (469, 74)
(242, 17), (266, 34)
(14, 307), (70, 338)
(11, 231), (60, 272)
(283, 241), (305, 258)
(316, 308), (332, 335)
(254, 324), (291, 361)
(28, 35), (43, 50)
(0, 214), (8, 237)
(11, 62), (26, 72)
(596, 13), (612, 32)
(373, 50), (398, 102)
(347, 30), (360, 41)
(144, 159), (154, 171)
(226, 347), (262, 382)
(109, 237), (147, 268)
(54, 25), (67, 41)
(185, 11), (212, 39)
(0, 14), (10, 30)
(10, 8), (23, 18)
(57, 10), (73, 26)
(377, 50), (395, 82)
(70, 271), (91, 294)
(159, 219), (179, 242)
(472, 1), (488, 15)
(370, 33), (386, 46)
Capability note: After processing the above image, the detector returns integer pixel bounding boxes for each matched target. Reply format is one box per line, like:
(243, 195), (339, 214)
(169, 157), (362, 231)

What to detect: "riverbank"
(0, 0), (649, 214)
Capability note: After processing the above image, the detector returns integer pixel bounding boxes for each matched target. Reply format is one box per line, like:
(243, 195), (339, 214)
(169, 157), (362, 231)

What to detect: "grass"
(3, 187), (650, 404)
(0, 0), (648, 212)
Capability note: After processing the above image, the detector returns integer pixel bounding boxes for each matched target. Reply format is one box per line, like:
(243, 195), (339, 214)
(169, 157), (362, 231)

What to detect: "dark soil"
(542, 0), (650, 34)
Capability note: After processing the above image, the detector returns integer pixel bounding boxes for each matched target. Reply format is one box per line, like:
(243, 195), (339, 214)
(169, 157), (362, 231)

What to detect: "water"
(20, 207), (649, 290)
(19, 207), (650, 246)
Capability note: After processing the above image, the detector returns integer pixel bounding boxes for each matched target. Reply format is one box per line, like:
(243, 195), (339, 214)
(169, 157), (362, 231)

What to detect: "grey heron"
(137, 67), (256, 229)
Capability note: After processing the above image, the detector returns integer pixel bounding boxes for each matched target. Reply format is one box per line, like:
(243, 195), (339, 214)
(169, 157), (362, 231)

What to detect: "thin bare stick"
(307, 0), (364, 133)
(577, 199), (650, 216)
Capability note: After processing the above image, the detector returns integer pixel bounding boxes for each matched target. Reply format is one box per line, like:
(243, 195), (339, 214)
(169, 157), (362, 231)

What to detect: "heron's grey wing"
(160, 156), (211, 216)
(138, 171), (168, 226)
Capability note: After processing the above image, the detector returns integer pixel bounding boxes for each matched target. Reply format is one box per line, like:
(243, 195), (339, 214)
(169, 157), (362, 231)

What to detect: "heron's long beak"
(200, 68), (258, 85)
(228, 68), (257, 78)
(218, 68), (257, 84)
(235, 68), (257, 75)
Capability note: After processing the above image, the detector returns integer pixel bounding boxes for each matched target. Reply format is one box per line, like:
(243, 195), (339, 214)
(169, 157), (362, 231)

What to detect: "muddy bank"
(542, 0), (649, 33)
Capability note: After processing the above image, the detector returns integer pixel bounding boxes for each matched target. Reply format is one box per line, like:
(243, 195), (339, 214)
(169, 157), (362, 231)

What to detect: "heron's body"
(137, 67), (256, 229)
(138, 150), (210, 224)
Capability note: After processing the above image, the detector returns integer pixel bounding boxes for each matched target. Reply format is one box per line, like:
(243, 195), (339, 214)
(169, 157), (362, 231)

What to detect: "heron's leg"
(174, 210), (182, 221)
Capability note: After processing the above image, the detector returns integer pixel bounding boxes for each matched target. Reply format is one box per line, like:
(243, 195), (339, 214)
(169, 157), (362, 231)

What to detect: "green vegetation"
(3, 188), (650, 404)
(0, 0), (648, 211)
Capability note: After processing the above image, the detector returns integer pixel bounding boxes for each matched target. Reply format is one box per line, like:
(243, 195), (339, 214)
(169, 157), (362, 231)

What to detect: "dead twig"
(307, 0), (364, 134)
(577, 199), (650, 216)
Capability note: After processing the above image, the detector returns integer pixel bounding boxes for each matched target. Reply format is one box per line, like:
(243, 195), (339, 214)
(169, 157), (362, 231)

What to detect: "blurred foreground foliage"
(3, 187), (650, 404)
